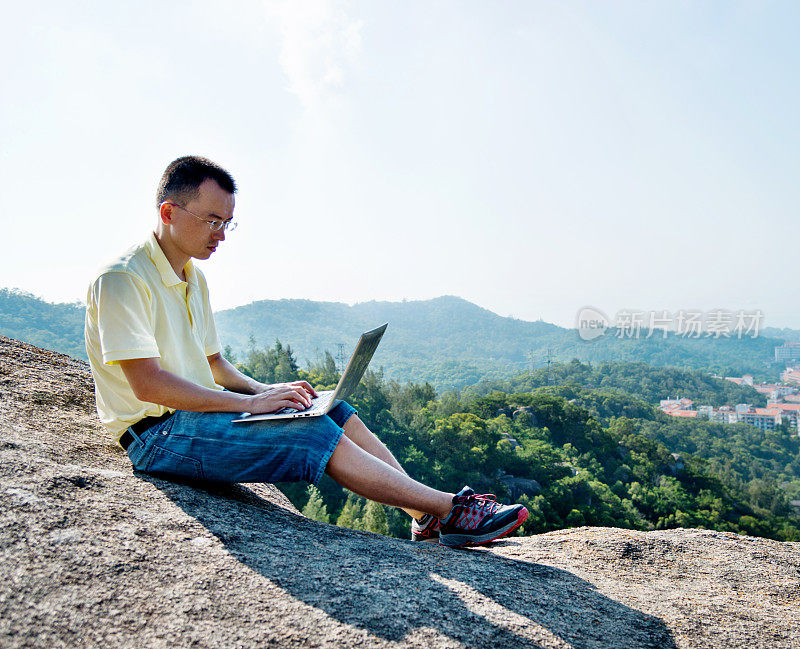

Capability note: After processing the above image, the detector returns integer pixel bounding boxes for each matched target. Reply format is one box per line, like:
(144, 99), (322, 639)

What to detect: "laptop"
(232, 323), (388, 423)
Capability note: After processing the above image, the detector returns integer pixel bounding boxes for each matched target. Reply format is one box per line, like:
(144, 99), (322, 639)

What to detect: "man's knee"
(324, 433), (354, 478)
(341, 413), (361, 435)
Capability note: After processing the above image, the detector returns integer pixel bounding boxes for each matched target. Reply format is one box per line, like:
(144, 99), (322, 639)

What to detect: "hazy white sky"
(1, 1), (798, 328)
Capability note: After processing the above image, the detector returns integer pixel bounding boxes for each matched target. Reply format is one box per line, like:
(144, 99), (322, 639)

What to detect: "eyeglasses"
(162, 202), (238, 233)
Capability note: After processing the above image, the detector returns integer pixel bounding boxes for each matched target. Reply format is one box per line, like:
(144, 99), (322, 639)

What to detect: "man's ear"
(159, 202), (174, 225)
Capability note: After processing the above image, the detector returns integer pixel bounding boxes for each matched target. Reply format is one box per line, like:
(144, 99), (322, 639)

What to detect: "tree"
(222, 344), (237, 364)
(306, 351), (340, 390)
(336, 493), (366, 530)
(362, 500), (388, 535)
(301, 485), (330, 524)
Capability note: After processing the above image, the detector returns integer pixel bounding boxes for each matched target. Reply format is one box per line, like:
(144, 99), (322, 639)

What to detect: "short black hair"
(156, 155), (237, 208)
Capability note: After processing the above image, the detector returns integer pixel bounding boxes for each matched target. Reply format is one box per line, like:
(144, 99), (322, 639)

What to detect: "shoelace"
(458, 492), (500, 516)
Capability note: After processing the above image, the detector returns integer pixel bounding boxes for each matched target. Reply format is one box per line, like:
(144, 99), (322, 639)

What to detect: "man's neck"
(153, 229), (189, 282)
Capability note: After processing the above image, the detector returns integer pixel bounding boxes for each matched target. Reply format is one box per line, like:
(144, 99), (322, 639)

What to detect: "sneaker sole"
(411, 535), (441, 544)
(438, 507), (529, 548)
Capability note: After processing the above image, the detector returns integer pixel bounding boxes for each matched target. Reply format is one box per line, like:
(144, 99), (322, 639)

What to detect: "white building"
(739, 408), (782, 432)
(775, 342), (800, 363)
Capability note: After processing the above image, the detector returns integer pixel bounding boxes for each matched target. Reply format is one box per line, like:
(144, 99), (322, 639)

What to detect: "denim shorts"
(124, 401), (356, 485)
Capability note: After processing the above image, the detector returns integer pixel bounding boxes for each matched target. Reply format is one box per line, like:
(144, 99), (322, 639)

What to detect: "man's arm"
(118, 357), (315, 414)
(206, 352), (318, 401)
(206, 352), (267, 395)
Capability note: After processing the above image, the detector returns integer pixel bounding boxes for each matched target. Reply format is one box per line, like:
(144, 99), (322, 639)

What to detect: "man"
(84, 155), (528, 548)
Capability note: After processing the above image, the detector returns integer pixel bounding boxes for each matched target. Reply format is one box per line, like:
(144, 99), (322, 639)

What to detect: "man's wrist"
(247, 379), (269, 395)
(236, 392), (255, 410)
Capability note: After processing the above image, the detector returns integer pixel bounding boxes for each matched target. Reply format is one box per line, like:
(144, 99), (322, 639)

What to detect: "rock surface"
(1, 335), (798, 649)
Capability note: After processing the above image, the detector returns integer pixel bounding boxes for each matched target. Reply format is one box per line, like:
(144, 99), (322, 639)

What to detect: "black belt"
(119, 411), (174, 450)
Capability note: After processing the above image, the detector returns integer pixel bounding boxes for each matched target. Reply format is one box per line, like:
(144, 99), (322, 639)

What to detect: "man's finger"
(270, 385), (311, 407)
(288, 387), (312, 407)
(282, 393), (307, 408)
(276, 399), (305, 410)
(263, 390), (308, 410)
(299, 381), (318, 397)
(289, 380), (317, 398)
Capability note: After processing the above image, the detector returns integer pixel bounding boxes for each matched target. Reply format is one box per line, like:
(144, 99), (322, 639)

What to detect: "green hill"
(0, 289), (86, 360)
(462, 359), (769, 407)
(0, 288), (792, 390)
(215, 296), (787, 389)
(214, 295), (565, 389)
(763, 326), (800, 343)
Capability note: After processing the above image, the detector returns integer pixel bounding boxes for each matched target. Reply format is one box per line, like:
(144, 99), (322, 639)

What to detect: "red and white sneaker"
(411, 513), (441, 542)
(439, 486), (528, 548)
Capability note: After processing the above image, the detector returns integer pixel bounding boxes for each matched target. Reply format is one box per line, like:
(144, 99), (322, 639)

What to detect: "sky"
(1, 1), (798, 329)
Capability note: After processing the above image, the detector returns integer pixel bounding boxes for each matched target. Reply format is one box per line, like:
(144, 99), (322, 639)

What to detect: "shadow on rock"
(143, 475), (678, 649)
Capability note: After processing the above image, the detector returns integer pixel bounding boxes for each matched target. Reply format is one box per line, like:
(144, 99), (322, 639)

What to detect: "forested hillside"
(229, 341), (800, 543)
(463, 359), (769, 407)
(763, 326), (800, 342)
(1, 290), (790, 390)
(217, 297), (787, 387)
(0, 289), (85, 359)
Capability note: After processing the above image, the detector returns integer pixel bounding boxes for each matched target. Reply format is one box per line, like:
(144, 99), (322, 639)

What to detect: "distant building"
(660, 382), (800, 434)
(766, 402), (800, 433)
(708, 406), (739, 424)
(739, 408), (782, 432)
(781, 368), (800, 386)
(660, 398), (694, 411)
(753, 383), (797, 398)
(775, 342), (800, 363)
(722, 372), (799, 400)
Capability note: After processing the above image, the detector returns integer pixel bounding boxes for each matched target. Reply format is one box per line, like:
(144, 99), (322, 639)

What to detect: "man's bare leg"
(341, 414), (429, 521)
(325, 434), (454, 521)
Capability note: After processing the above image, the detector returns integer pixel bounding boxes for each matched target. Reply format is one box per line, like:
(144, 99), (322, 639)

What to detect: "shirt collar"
(145, 232), (197, 288)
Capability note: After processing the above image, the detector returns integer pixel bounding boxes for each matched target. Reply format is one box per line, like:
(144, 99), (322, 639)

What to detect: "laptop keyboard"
(275, 391), (334, 415)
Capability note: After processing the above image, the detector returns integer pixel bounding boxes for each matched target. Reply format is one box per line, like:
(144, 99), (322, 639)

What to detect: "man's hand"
(245, 381), (319, 414)
(206, 354), (319, 410)
(275, 380), (318, 400)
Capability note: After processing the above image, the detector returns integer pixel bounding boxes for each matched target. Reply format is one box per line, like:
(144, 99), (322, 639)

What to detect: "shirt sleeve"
(94, 272), (161, 364)
(196, 270), (222, 356)
(203, 310), (222, 356)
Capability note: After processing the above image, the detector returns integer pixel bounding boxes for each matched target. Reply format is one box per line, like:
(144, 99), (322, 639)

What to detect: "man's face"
(170, 178), (235, 261)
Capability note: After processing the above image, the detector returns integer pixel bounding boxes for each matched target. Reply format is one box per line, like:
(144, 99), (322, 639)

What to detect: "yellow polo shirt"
(84, 232), (223, 441)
